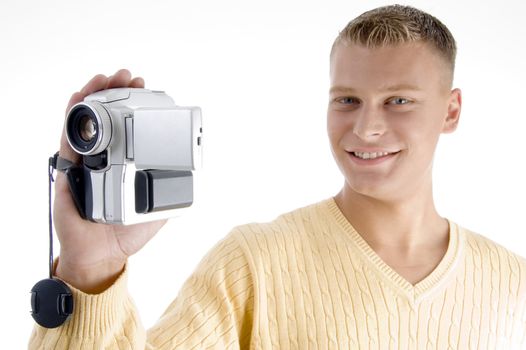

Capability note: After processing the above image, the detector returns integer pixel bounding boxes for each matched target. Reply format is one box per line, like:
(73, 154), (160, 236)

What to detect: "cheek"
(326, 115), (341, 145)
(327, 111), (350, 144)
(419, 110), (448, 141)
(398, 114), (444, 156)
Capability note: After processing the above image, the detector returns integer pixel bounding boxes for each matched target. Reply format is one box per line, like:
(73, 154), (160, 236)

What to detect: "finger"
(129, 77), (145, 88)
(59, 129), (80, 164)
(65, 91), (84, 115)
(80, 74), (109, 96)
(106, 69), (132, 89)
(114, 219), (167, 256)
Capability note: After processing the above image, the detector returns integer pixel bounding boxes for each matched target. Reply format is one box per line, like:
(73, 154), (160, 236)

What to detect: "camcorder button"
(83, 151), (108, 170)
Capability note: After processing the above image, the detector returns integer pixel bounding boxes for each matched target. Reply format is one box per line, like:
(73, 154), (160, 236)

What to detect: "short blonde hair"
(331, 5), (457, 85)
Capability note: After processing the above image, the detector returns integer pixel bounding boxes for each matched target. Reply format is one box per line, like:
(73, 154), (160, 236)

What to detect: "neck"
(334, 181), (449, 255)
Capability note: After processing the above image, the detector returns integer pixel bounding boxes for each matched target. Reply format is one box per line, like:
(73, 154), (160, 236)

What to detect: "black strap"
(30, 152), (74, 328)
(47, 156), (55, 278)
(50, 152), (75, 173)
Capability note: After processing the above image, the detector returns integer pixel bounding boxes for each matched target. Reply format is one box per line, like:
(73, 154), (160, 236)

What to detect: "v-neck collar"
(325, 198), (465, 304)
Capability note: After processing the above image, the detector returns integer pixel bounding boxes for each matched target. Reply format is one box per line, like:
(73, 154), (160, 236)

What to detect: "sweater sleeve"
(28, 266), (146, 349)
(146, 231), (254, 349)
(28, 231), (255, 350)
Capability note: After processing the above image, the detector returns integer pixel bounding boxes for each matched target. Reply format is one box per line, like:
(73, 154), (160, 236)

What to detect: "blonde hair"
(331, 5), (457, 84)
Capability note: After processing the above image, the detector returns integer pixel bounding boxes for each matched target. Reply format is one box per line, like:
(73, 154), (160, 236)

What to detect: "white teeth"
(353, 151), (392, 159)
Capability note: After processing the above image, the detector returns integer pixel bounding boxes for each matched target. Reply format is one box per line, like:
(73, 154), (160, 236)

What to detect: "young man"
(30, 5), (526, 349)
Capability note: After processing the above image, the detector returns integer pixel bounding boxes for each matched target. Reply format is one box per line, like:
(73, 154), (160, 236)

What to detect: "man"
(30, 5), (526, 349)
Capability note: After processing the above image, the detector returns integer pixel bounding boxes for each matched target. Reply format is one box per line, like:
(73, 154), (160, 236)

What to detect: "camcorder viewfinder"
(65, 88), (202, 224)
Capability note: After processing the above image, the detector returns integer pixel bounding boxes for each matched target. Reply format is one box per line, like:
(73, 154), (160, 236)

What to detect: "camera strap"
(51, 152), (74, 172)
(29, 152), (75, 328)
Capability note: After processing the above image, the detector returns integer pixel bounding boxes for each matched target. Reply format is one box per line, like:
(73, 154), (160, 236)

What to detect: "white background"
(1, 0), (525, 347)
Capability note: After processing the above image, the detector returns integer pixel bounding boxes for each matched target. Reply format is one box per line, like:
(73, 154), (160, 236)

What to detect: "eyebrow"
(329, 84), (423, 95)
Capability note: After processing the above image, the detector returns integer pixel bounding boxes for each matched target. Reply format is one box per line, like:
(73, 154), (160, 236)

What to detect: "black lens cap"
(30, 278), (73, 328)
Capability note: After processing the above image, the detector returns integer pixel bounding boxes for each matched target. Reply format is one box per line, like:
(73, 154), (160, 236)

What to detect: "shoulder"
(194, 200), (331, 272)
(462, 226), (526, 267)
(222, 198), (339, 267)
(229, 199), (334, 243)
(461, 225), (526, 296)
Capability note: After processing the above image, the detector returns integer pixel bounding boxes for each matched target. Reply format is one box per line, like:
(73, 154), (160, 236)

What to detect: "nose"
(352, 105), (386, 140)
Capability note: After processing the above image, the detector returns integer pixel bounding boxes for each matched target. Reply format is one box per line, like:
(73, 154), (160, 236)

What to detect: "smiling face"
(327, 42), (461, 202)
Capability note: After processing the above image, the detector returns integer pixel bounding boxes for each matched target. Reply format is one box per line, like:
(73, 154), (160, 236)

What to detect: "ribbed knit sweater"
(29, 199), (526, 349)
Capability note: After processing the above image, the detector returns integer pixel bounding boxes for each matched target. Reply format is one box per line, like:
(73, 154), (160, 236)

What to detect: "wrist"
(55, 256), (126, 294)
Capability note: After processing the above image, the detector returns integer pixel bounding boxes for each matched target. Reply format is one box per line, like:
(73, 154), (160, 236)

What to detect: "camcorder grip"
(64, 165), (88, 220)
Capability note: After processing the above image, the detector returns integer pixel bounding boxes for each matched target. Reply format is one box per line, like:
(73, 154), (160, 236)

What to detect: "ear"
(442, 88), (462, 134)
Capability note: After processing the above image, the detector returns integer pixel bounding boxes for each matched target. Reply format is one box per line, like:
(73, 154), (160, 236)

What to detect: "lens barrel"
(66, 103), (112, 155)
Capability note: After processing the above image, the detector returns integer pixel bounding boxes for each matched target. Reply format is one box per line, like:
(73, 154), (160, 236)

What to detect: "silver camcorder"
(65, 88), (202, 224)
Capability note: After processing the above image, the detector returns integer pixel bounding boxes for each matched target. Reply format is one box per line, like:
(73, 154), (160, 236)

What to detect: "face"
(327, 42), (461, 202)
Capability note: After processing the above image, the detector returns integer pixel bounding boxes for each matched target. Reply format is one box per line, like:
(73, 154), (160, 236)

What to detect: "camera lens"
(66, 103), (112, 155)
(79, 114), (97, 142)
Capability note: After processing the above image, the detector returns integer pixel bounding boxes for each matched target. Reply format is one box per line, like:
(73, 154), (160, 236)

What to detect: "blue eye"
(338, 97), (358, 104)
(389, 97), (410, 105)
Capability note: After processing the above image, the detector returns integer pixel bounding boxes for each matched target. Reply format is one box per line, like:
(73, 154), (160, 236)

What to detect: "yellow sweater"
(30, 199), (526, 349)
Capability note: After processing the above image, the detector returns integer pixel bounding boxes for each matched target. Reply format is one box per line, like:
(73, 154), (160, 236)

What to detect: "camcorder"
(65, 88), (202, 224)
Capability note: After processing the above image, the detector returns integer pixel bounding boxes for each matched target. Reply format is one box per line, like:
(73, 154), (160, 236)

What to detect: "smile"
(348, 150), (401, 165)
(353, 151), (393, 160)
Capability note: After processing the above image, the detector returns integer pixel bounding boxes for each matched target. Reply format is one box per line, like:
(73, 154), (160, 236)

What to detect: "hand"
(54, 69), (167, 293)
